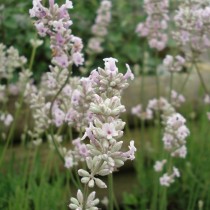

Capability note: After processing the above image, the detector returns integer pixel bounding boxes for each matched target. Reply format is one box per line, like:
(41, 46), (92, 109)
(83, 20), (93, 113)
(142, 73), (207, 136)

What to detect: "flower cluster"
(30, 0), (84, 68)
(153, 101), (190, 187)
(25, 86), (51, 145)
(163, 55), (185, 73)
(173, 0), (210, 57)
(0, 113), (13, 127)
(154, 159), (167, 172)
(131, 104), (153, 121)
(84, 59), (136, 170)
(90, 59), (134, 97)
(87, 0), (112, 54)
(159, 167), (180, 187)
(0, 43), (28, 104)
(204, 94), (210, 104)
(25, 74), (94, 145)
(69, 190), (99, 210)
(69, 58), (136, 209)
(170, 90), (185, 108)
(28, 0), (87, 146)
(64, 138), (89, 169)
(147, 97), (168, 111)
(136, 0), (169, 51)
(162, 104), (190, 158)
(49, 76), (94, 131)
(0, 112), (13, 140)
(0, 44), (29, 136)
(65, 77), (94, 131)
(149, 98), (190, 187)
(0, 43), (27, 80)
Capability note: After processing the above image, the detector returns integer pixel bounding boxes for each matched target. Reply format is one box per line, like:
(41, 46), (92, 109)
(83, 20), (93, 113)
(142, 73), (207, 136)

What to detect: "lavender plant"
(153, 101), (190, 186)
(28, 0), (86, 146)
(0, 43), (31, 165)
(1, 0), (210, 209)
(69, 58), (136, 210)
(87, 0), (112, 55)
(136, 0), (169, 51)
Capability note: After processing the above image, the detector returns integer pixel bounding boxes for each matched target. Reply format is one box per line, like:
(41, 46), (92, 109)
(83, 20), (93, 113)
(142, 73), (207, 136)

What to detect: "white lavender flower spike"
(69, 58), (136, 209)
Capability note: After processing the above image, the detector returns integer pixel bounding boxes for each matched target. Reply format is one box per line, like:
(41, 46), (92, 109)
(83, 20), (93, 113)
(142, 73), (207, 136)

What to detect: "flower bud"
(78, 169), (89, 177)
(95, 178), (107, 188)
(88, 179), (95, 188)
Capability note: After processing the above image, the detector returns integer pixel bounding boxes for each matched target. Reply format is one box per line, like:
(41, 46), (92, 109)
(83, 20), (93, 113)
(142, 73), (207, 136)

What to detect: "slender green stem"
(71, 170), (81, 189)
(108, 173), (114, 210)
(22, 150), (31, 210)
(187, 181), (195, 210)
(155, 69), (160, 99)
(141, 119), (145, 147)
(194, 62), (209, 94)
(160, 187), (167, 210)
(154, 51), (161, 144)
(186, 166), (206, 189)
(49, 67), (72, 118)
(79, 128), (83, 138)
(26, 147), (39, 202)
(49, 127), (81, 189)
(159, 155), (172, 210)
(140, 50), (146, 147)
(74, 165), (82, 188)
(114, 193), (120, 210)
(29, 46), (37, 71)
(154, 51), (160, 100)
(82, 160), (104, 209)
(190, 185), (200, 210)
(50, 126), (64, 163)
(179, 71), (192, 95)
(48, 67), (72, 162)
(69, 126), (73, 142)
(140, 41), (146, 103)
(169, 73), (173, 103)
(82, 184), (89, 210)
(154, 110), (161, 153)
(66, 170), (72, 196)
(140, 74), (145, 103)
(151, 172), (159, 210)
